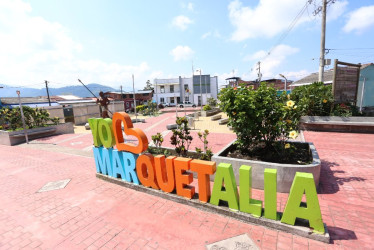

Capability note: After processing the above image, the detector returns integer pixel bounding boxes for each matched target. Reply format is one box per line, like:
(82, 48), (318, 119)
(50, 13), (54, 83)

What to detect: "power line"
(262, 0), (311, 61)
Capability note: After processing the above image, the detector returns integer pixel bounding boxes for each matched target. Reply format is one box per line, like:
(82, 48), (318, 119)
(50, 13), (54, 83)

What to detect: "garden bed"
(0, 123), (75, 146)
(200, 108), (221, 117)
(211, 140), (321, 193)
(300, 116), (374, 133)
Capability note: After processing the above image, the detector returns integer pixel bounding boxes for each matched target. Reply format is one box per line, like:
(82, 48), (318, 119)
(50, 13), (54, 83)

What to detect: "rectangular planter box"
(200, 108), (221, 117)
(0, 123), (75, 146)
(300, 116), (374, 133)
(211, 140), (321, 193)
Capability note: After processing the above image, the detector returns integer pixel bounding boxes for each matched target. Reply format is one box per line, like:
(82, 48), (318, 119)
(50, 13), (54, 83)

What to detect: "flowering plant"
(218, 83), (301, 155)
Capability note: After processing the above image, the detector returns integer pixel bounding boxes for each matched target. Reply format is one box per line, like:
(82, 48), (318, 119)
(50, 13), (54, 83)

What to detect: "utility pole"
(257, 61), (262, 83)
(318, 0), (327, 82)
(120, 85), (124, 111)
(45, 80), (51, 106)
(132, 74), (137, 121)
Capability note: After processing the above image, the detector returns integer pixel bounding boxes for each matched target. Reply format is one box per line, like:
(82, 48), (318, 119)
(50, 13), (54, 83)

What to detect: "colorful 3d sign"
(89, 112), (325, 234)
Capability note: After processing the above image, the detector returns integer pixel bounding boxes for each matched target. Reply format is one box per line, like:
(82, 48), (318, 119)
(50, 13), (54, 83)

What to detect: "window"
(160, 97), (165, 103)
(143, 93), (148, 96)
(160, 86), (165, 93)
(170, 98), (175, 104)
(170, 85), (174, 93)
(185, 96), (189, 102)
(129, 94), (133, 98)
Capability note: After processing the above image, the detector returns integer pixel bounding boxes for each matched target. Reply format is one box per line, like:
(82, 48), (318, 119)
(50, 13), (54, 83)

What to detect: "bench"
(10, 128), (57, 138)
(211, 114), (222, 121)
(300, 116), (374, 133)
(218, 118), (229, 125)
(166, 124), (178, 130)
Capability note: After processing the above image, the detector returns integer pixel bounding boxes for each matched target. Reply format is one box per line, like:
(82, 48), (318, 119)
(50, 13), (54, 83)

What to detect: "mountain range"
(0, 84), (119, 98)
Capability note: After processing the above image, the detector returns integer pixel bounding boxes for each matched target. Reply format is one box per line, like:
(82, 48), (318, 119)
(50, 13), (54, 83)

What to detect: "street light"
(196, 69), (202, 112)
(279, 74), (287, 92)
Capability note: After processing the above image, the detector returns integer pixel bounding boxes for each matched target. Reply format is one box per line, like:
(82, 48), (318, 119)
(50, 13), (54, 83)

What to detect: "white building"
(153, 75), (218, 106)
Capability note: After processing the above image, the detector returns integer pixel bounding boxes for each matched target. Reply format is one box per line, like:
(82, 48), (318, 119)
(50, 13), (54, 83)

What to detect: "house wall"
(43, 106), (65, 123)
(357, 65), (374, 108)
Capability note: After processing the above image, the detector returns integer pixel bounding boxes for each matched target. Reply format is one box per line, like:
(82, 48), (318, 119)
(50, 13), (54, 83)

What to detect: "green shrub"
(136, 105), (146, 112)
(207, 97), (217, 107)
(219, 83), (301, 154)
(203, 105), (211, 111)
(290, 82), (333, 116)
(0, 106), (59, 131)
(195, 129), (213, 161)
(170, 117), (193, 157)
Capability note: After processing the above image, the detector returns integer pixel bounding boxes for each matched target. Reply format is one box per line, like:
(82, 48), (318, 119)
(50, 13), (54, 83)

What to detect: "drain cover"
(38, 179), (71, 193)
(206, 234), (259, 250)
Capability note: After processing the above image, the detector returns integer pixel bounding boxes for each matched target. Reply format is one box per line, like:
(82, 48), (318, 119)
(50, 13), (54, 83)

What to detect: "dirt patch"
(223, 142), (312, 165)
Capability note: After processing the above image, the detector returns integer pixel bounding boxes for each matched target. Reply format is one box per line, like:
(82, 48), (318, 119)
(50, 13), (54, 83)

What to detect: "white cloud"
(172, 15), (193, 30)
(343, 5), (374, 34)
(201, 30), (221, 39)
(0, 0), (152, 89)
(187, 2), (194, 11)
(228, 0), (347, 41)
(327, 0), (348, 21)
(244, 44), (299, 79)
(279, 70), (310, 81)
(170, 46), (195, 61)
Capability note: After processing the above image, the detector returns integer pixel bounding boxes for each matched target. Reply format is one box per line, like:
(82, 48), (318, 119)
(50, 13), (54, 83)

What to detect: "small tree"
(195, 129), (213, 161)
(143, 80), (154, 91)
(170, 117), (193, 157)
(207, 97), (217, 107)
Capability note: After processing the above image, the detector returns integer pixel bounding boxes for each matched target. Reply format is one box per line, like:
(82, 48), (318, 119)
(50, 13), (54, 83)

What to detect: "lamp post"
(196, 69), (202, 112)
(279, 74), (287, 92)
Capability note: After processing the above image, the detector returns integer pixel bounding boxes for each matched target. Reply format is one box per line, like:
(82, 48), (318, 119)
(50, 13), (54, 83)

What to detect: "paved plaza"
(0, 111), (373, 249)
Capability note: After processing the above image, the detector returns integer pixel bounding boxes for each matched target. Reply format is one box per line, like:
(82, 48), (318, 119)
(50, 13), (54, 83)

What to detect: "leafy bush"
(136, 105), (146, 112)
(290, 82), (333, 116)
(170, 117), (193, 157)
(219, 83), (301, 154)
(203, 105), (211, 111)
(0, 106), (59, 131)
(207, 97), (217, 107)
(195, 129), (213, 161)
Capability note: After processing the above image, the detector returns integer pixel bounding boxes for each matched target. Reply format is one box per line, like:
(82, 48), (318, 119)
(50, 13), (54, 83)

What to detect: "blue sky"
(1, 0), (374, 91)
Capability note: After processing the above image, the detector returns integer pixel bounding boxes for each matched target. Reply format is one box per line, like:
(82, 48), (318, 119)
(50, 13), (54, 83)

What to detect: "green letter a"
(281, 172), (324, 233)
(210, 163), (239, 211)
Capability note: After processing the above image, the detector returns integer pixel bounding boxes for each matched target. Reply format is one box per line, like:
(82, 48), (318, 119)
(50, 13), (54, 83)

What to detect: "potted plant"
(212, 83), (321, 192)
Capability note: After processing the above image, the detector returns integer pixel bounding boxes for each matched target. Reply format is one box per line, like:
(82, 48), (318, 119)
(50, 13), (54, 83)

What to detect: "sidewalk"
(0, 113), (373, 249)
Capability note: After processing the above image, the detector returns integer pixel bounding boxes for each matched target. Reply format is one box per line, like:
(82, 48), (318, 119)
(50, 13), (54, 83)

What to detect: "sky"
(0, 0), (374, 91)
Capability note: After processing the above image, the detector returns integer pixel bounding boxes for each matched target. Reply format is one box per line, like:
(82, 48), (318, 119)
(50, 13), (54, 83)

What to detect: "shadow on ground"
(318, 160), (366, 194)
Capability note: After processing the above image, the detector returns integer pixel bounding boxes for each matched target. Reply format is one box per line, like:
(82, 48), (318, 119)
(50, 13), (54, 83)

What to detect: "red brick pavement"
(1, 129), (374, 249)
(33, 112), (236, 154)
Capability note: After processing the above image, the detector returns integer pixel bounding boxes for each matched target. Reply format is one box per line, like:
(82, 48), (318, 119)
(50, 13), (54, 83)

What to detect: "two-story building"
(104, 90), (153, 110)
(153, 75), (218, 106)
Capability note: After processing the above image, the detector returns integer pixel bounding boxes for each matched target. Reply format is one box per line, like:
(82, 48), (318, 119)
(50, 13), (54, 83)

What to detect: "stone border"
(0, 123), (74, 146)
(96, 173), (330, 243)
(211, 140), (321, 193)
(300, 116), (374, 133)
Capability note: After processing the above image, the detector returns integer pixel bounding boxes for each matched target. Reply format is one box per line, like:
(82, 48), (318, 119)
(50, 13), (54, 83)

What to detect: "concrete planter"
(300, 116), (374, 133)
(211, 140), (321, 193)
(200, 108), (221, 117)
(0, 123), (74, 146)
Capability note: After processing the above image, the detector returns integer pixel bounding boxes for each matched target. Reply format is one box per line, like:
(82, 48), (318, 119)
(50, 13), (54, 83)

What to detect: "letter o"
(98, 118), (115, 148)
